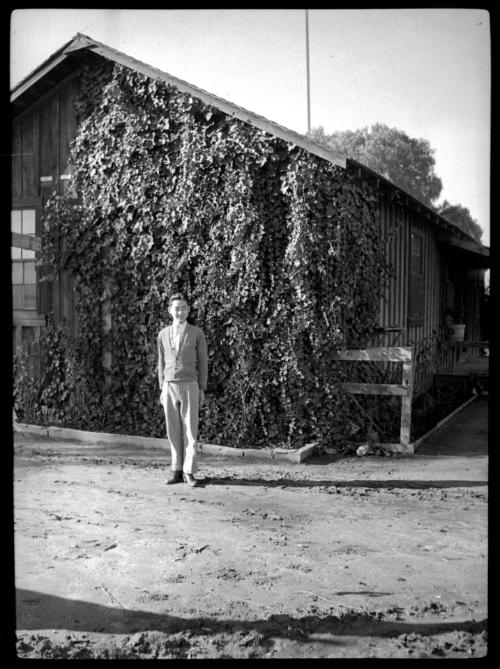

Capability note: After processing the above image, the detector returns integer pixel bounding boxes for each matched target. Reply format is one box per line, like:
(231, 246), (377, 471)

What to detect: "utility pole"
(305, 8), (311, 135)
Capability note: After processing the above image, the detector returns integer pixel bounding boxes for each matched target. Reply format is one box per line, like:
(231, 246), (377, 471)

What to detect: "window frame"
(11, 206), (39, 311)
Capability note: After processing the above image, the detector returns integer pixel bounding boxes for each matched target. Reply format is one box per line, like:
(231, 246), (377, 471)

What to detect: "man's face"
(169, 299), (189, 324)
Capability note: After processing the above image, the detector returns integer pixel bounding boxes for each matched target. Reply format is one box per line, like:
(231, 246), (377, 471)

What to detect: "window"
(408, 230), (424, 325)
(11, 209), (37, 310)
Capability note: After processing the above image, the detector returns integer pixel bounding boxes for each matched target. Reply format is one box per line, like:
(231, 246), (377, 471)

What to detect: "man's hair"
(169, 292), (188, 306)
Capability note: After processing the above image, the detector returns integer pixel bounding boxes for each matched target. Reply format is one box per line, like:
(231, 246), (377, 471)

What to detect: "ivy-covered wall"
(15, 56), (394, 449)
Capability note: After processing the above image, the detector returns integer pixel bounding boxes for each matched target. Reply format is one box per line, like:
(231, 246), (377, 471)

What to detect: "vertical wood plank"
(402, 205), (409, 343)
(40, 98), (55, 206)
(33, 111), (40, 197)
(59, 85), (69, 176)
(420, 211), (426, 348)
(430, 229), (437, 367)
(390, 201), (397, 329)
(389, 200), (395, 328)
(422, 219), (434, 379)
(431, 226), (438, 357)
(427, 227), (432, 345)
(12, 123), (23, 200)
(68, 79), (78, 164)
(378, 195), (386, 330)
(424, 217), (431, 344)
(39, 98), (52, 177)
(22, 114), (35, 198)
(378, 196), (384, 328)
(51, 93), (61, 324)
(59, 79), (78, 176)
(52, 94), (60, 184)
(399, 205), (406, 335)
(383, 196), (390, 329)
(384, 197), (390, 329)
(389, 201), (398, 368)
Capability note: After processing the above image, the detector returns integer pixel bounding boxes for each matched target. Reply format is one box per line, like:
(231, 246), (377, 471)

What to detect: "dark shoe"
(183, 473), (200, 488)
(166, 471), (183, 485)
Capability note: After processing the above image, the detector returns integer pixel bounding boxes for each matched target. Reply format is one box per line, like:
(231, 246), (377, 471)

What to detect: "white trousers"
(161, 380), (199, 474)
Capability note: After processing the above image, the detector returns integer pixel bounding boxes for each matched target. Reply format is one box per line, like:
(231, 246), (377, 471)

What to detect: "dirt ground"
(13, 397), (488, 659)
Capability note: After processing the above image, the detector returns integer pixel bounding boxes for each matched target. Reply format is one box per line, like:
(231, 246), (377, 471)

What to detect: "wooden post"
(400, 353), (415, 446)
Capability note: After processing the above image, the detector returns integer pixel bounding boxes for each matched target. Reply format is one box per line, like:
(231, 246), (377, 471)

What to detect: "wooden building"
(11, 34), (489, 392)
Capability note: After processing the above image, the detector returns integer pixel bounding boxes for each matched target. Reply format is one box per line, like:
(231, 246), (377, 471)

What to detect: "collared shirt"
(172, 320), (187, 353)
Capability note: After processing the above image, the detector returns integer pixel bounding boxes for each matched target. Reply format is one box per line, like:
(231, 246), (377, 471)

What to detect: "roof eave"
(348, 158), (488, 250)
(11, 33), (347, 169)
(11, 33), (96, 102)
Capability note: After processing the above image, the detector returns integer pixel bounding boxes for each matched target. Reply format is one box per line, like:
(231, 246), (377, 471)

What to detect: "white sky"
(10, 8), (490, 244)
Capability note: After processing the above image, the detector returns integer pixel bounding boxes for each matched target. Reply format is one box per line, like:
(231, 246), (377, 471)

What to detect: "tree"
(309, 123), (443, 208)
(437, 200), (483, 242)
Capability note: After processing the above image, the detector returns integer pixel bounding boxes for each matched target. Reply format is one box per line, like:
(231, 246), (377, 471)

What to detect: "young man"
(157, 293), (208, 487)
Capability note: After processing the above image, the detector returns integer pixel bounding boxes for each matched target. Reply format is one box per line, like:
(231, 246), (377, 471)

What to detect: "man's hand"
(199, 388), (205, 408)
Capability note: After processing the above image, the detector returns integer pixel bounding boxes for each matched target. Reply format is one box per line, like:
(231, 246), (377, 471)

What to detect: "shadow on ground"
(415, 396), (488, 457)
(17, 589), (486, 640)
(204, 478), (486, 489)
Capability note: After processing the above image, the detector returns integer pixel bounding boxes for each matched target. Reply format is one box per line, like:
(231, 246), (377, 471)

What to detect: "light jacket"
(157, 323), (208, 391)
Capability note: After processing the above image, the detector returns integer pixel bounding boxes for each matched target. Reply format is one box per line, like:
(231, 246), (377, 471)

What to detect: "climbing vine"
(17, 55), (394, 449)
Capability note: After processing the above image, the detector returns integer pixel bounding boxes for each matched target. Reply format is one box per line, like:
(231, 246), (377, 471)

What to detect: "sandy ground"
(13, 397), (488, 659)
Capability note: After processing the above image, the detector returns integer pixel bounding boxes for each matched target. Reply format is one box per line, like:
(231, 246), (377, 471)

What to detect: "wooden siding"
(373, 196), (433, 389)
(379, 196), (442, 351)
(368, 189), (486, 393)
(13, 323), (44, 379)
(58, 78), (78, 178)
(12, 57), (486, 393)
(12, 123), (23, 200)
(39, 99), (53, 179)
(377, 196), (408, 346)
(12, 75), (79, 339)
(14, 73), (78, 196)
(22, 113), (39, 198)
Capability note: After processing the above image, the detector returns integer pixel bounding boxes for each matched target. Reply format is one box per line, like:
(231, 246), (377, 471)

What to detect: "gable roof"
(11, 33), (347, 169)
(11, 33), (489, 265)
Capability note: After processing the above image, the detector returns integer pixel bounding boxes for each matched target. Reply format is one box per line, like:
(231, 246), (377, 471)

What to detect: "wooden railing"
(332, 347), (415, 454)
(438, 340), (489, 374)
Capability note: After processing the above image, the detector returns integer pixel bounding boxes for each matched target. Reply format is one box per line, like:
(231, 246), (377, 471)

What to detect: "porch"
(435, 340), (489, 391)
